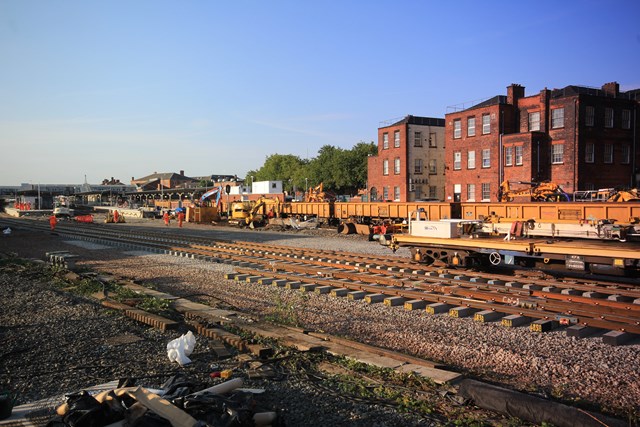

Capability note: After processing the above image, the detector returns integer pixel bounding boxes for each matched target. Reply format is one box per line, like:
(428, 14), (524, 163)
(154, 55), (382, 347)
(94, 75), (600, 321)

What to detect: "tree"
(246, 154), (308, 193)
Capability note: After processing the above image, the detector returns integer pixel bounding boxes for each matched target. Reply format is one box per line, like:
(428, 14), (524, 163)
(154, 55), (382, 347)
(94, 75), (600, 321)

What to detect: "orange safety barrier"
(75, 215), (94, 223)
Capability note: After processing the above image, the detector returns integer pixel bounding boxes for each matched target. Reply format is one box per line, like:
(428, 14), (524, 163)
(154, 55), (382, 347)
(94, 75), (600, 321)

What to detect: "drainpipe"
(633, 106), (637, 188)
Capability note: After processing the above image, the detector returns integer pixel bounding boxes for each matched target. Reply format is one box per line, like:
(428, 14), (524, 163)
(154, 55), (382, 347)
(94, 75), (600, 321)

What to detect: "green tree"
(246, 154), (308, 193)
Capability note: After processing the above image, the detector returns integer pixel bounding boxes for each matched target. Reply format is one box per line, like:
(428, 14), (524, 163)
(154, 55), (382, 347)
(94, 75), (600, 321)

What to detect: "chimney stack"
(601, 82), (619, 97)
(507, 84), (525, 105)
(180, 170), (184, 176)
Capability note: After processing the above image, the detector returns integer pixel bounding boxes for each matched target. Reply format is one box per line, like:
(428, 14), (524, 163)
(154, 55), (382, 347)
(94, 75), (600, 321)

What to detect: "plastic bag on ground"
(166, 331), (196, 366)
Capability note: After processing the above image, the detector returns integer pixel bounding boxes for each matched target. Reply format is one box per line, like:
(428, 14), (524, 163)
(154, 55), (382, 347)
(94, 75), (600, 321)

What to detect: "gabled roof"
(133, 172), (197, 183)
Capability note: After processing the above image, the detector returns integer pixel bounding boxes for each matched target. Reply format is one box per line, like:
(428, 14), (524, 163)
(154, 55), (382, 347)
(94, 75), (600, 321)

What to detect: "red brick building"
(367, 115), (445, 202)
(444, 82), (640, 202)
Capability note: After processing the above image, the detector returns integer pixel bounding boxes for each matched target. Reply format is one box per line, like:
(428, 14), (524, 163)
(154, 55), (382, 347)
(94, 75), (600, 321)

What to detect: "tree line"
(245, 142), (377, 196)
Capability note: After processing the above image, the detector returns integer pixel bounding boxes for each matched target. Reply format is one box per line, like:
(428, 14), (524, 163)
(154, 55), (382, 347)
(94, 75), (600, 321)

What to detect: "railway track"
(2, 216), (639, 344)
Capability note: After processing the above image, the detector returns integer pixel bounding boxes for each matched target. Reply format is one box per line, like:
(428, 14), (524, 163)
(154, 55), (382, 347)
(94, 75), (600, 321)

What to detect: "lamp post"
(305, 178), (308, 194)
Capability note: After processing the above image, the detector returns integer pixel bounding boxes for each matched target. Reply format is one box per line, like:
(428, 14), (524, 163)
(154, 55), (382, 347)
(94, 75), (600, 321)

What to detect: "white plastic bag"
(166, 331), (196, 366)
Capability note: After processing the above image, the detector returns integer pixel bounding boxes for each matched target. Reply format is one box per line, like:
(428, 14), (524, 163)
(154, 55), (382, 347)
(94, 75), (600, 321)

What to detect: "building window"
(622, 145), (630, 164)
(394, 130), (400, 147)
(394, 157), (400, 174)
(467, 150), (475, 169)
(515, 146), (523, 165)
(482, 148), (490, 168)
(585, 106), (595, 127)
(453, 152), (461, 170)
(467, 183), (475, 202)
(429, 159), (437, 174)
(622, 109), (631, 130)
(481, 183), (491, 201)
(505, 146), (513, 166)
(528, 112), (540, 131)
(429, 186), (437, 199)
(551, 108), (564, 129)
(414, 131), (422, 147)
(383, 159), (389, 175)
(414, 158), (423, 174)
(383, 186), (389, 200)
(383, 133), (389, 149)
(394, 186), (400, 201)
(453, 120), (461, 139)
(467, 117), (476, 136)
(414, 185), (422, 199)
(585, 143), (595, 163)
(482, 114), (490, 134)
(551, 144), (564, 164)
(604, 108), (614, 128)
(604, 144), (613, 163)
(429, 133), (437, 147)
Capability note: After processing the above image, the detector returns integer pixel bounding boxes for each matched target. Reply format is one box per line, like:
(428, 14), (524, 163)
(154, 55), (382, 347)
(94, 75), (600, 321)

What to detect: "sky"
(1, 0), (639, 186)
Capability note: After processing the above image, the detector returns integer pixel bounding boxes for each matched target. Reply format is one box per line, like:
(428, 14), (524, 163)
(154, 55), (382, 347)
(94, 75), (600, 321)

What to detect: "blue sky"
(1, 0), (639, 185)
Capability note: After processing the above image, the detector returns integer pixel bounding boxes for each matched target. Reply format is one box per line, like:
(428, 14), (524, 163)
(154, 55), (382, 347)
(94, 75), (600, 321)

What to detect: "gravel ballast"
(1, 215), (638, 425)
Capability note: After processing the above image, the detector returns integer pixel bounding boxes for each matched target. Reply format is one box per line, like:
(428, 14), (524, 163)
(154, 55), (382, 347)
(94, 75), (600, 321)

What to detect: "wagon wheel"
(488, 252), (502, 266)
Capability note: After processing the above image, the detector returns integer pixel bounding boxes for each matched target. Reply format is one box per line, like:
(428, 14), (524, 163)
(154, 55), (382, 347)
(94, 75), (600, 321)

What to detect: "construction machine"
(498, 181), (570, 202)
(228, 196), (282, 227)
(607, 188), (640, 202)
(304, 182), (336, 202)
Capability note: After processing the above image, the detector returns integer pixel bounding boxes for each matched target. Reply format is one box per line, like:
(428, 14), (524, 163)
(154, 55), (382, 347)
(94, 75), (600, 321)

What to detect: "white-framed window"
(482, 114), (490, 134)
(429, 133), (437, 147)
(622, 145), (630, 164)
(394, 130), (400, 147)
(383, 159), (389, 175)
(481, 183), (491, 201)
(453, 119), (461, 139)
(528, 112), (540, 131)
(622, 109), (631, 130)
(453, 151), (461, 170)
(585, 106), (595, 127)
(429, 186), (437, 199)
(515, 146), (523, 165)
(467, 117), (476, 136)
(604, 108), (614, 128)
(466, 183), (475, 202)
(394, 157), (400, 174)
(482, 148), (490, 168)
(383, 133), (389, 149)
(585, 143), (595, 163)
(429, 159), (437, 174)
(414, 131), (422, 147)
(383, 186), (389, 200)
(604, 144), (613, 163)
(505, 146), (513, 166)
(414, 158), (423, 174)
(467, 150), (475, 169)
(394, 186), (400, 201)
(552, 144), (564, 164)
(551, 108), (564, 129)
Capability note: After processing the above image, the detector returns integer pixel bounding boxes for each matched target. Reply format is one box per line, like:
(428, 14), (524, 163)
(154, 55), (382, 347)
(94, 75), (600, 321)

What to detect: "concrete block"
(505, 281), (523, 288)
(365, 293), (386, 304)
(473, 310), (504, 323)
(331, 288), (349, 297)
(449, 306), (477, 318)
(384, 296), (406, 307)
(501, 315), (531, 327)
(566, 325), (601, 338)
(426, 302), (453, 315)
(404, 300), (427, 310)
(300, 284), (317, 292)
(602, 330), (635, 346)
(561, 288), (582, 296)
(348, 291), (367, 300)
(285, 281), (301, 290)
(530, 319), (559, 332)
(314, 286), (333, 295)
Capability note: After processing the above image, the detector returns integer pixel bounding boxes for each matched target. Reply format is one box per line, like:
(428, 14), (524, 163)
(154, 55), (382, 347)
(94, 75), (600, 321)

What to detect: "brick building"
(367, 115), (445, 202)
(444, 82), (640, 202)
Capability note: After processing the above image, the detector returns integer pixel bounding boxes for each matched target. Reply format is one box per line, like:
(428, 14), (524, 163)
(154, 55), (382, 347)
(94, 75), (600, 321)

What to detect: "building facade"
(368, 115), (445, 202)
(445, 82), (640, 202)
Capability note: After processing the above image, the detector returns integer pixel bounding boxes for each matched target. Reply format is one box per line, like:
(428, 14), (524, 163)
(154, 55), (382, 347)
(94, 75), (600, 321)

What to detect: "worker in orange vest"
(177, 211), (185, 228)
(113, 210), (119, 223)
(49, 215), (57, 231)
(163, 211), (170, 226)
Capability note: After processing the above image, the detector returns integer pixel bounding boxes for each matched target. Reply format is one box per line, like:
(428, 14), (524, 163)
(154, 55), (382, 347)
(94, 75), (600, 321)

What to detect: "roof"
(379, 115), (445, 129)
(133, 172), (198, 183)
(551, 85), (640, 100)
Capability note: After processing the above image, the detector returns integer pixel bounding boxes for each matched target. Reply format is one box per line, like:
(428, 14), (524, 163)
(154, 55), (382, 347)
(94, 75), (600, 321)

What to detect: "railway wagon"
(460, 202), (640, 225)
(283, 202), (334, 220)
(334, 202), (456, 223)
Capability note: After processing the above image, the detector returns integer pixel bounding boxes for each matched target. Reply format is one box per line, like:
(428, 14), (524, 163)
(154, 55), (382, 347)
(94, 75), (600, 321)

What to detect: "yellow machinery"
(305, 183), (336, 202)
(228, 197), (282, 227)
(607, 188), (640, 202)
(498, 181), (570, 202)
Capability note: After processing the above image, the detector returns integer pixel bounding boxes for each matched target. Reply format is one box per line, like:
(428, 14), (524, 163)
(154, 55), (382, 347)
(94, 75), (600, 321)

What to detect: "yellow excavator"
(606, 188), (640, 202)
(228, 196), (282, 227)
(498, 181), (571, 202)
(304, 182), (336, 202)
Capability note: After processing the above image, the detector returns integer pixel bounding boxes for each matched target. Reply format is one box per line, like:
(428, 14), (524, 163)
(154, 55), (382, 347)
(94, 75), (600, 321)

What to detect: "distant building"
(367, 115), (446, 202)
(444, 82), (640, 202)
(131, 170), (198, 191)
